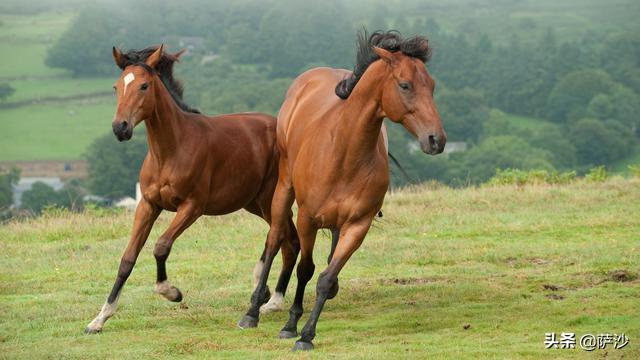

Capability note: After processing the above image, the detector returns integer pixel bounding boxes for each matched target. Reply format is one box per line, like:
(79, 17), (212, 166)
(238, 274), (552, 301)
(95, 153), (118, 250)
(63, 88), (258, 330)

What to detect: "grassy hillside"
(0, 11), (114, 162)
(1, 180), (638, 358)
(0, 99), (114, 161)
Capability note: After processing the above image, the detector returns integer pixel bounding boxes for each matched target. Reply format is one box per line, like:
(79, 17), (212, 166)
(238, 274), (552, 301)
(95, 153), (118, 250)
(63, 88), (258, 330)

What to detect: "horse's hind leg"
(153, 201), (201, 302)
(239, 162), (295, 328)
(260, 217), (300, 314)
(85, 199), (160, 334)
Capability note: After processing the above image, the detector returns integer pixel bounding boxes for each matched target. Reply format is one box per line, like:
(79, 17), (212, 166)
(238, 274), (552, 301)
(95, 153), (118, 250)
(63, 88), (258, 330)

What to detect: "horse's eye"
(140, 83), (148, 91)
(399, 82), (412, 91)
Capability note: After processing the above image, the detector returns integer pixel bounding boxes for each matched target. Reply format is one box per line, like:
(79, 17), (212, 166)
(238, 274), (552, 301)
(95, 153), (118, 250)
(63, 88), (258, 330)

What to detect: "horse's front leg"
(85, 199), (161, 334)
(153, 200), (201, 302)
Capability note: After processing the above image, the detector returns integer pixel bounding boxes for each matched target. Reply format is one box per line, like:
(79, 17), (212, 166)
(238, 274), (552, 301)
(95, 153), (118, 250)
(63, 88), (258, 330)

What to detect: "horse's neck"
(337, 66), (386, 164)
(145, 79), (185, 163)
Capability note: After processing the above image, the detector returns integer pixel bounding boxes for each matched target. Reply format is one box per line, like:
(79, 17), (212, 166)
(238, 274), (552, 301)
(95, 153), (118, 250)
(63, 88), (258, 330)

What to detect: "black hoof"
(237, 315), (259, 329)
(84, 327), (101, 334)
(279, 329), (298, 339)
(292, 340), (314, 351)
(171, 288), (183, 303)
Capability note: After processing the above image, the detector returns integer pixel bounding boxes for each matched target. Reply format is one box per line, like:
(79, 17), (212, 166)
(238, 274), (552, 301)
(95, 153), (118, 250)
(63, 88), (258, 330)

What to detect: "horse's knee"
(317, 272), (339, 299)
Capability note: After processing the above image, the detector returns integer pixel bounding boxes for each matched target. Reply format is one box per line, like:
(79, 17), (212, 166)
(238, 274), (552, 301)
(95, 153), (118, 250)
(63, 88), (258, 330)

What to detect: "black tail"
(388, 152), (414, 184)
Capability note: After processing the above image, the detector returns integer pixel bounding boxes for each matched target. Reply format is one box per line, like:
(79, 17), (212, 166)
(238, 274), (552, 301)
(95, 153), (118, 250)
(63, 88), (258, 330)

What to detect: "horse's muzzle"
(112, 121), (133, 142)
(419, 133), (446, 155)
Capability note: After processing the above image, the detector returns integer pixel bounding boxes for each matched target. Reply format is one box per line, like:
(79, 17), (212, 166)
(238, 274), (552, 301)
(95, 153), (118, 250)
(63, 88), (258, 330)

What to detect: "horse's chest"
(142, 180), (187, 211)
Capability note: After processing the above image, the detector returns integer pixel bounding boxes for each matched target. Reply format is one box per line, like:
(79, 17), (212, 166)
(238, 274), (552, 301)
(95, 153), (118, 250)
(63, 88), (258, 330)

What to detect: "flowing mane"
(335, 30), (432, 99)
(118, 46), (200, 114)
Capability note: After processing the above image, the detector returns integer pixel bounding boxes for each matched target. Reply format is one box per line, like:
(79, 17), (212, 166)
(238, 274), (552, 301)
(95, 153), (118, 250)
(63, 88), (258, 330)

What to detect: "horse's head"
(111, 45), (172, 141)
(375, 46), (446, 155)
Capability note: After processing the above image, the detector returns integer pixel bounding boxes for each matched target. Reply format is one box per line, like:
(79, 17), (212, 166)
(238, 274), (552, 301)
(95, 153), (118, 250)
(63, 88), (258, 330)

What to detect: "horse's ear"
(172, 49), (187, 61)
(112, 46), (127, 69)
(373, 47), (395, 65)
(145, 44), (164, 68)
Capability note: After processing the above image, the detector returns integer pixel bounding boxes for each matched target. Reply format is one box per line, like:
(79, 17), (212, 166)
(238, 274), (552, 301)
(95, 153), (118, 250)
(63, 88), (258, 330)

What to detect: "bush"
(486, 168), (576, 186)
(20, 181), (83, 215)
(584, 166), (608, 182)
(0, 168), (20, 210)
(628, 165), (640, 178)
(85, 131), (147, 199)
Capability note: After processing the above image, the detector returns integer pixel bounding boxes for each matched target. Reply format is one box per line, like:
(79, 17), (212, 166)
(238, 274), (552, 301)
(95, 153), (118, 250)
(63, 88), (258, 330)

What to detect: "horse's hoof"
(292, 340), (314, 351)
(84, 327), (101, 334)
(279, 329), (297, 339)
(170, 288), (183, 303)
(237, 315), (259, 329)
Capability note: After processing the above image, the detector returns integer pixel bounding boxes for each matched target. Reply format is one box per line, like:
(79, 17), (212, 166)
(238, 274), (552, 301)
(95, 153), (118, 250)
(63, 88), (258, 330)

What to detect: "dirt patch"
(542, 284), (562, 291)
(606, 269), (637, 282)
(529, 258), (549, 265)
(545, 294), (564, 300)
(463, 324), (471, 330)
(381, 277), (441, 286)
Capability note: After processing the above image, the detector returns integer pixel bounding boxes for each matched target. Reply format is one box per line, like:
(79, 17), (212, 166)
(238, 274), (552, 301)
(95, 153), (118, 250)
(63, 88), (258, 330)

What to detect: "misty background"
(1, 0), (639, 213)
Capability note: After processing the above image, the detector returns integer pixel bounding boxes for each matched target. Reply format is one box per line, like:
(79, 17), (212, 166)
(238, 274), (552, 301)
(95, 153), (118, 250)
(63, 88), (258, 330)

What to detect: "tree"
(0, 83), (15, 101)
(448, 136), (555, 184)
(436, 87), (490, 141)
(85, 131), (148, 199)
(546, 69), (616, 122)
(568, 118), (634, 166)
(0, 168), (20, 210)
(21, 182), (59, 214)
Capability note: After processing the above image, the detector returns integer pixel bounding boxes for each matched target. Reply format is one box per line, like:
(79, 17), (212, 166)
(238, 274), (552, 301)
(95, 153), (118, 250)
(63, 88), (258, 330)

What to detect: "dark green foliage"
(20, 181), (83, 214)
(568, 118), (636, 166)
(0, 83), (15, 101)
(448, 136), (555, 184)
(43, 1), (640, 187)
(437, 88), (489, 141)
(546, 70), (616, 122)
(85, 131), (148, 199)
(0, 168), (20, 210)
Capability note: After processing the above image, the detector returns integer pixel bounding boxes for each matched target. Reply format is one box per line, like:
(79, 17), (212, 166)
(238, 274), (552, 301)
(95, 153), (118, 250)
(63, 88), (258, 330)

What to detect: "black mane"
(335, 30), (431, 99)
(119, 46), (200, 114)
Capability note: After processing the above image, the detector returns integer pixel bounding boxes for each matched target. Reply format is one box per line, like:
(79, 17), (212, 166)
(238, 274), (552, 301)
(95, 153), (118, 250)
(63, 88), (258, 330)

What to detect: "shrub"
(486, 168), (576, 186)
(584, 166), (608, 182)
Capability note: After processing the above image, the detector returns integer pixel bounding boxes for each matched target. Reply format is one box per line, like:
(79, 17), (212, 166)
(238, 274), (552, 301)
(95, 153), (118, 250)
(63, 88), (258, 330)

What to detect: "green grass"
(4, 77), (113, 103)
(1, 180), (638, 358)
(0, 98), (116, 161)
(0, 12), (74, 79)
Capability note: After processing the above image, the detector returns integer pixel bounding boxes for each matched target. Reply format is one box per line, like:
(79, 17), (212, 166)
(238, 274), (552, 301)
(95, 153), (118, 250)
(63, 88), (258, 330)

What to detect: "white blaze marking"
(123, 73), (135, 96)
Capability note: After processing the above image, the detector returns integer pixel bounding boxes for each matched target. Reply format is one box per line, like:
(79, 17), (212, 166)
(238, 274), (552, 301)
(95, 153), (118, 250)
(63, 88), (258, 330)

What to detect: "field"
(1, 180), (638, 358)
(0, 99), (114, 161)
(0, 11), (114, 162)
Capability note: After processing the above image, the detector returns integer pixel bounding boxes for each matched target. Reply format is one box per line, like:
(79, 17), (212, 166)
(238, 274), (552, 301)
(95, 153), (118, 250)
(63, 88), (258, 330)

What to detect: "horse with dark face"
(85, 45), (301, 333)
(240, 31), (446, 350)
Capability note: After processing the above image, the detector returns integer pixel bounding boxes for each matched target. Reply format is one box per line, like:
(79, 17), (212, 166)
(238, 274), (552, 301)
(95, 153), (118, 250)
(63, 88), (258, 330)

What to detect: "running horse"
(240, 31), (446, 350)
(85, 45), (303, 333)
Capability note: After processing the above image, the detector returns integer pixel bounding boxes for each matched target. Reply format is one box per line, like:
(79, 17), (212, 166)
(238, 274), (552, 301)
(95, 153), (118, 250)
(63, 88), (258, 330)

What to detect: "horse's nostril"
(120, 121), (128, 130)
(428, 135), (437, 151)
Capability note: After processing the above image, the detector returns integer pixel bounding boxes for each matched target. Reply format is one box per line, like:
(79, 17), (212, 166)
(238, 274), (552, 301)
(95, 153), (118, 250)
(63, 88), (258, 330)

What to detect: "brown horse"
(85, 45), (302, 333)
(240, 31), (446, 350)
